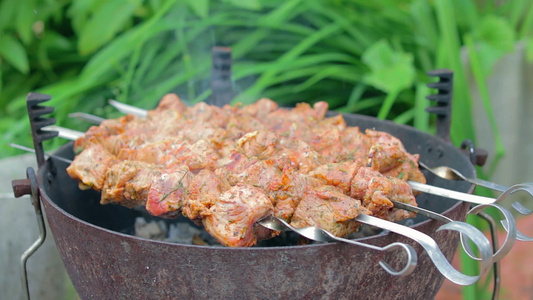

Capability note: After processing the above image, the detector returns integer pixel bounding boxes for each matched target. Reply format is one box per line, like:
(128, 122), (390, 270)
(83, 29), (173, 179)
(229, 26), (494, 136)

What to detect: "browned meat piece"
(66, 142), (116, 190)
(145, 166), (194, 218)
(239, 98), (279, 119)
(118, 138), (220, 172)
(117, 138), (187, 165)
(73, 114), (137, 153)
(236, 130), (280, 158)
(265, 102), (324, 125)
(237, 160), (285, 193)
(278, 140), (325, 174)
(181, 169), (231, 221)
(202, 184), (275, 247)
(152, 93), (187, 113)
(273, 173), (322, 221)
(309, 160), (363, 193)
(172, 140), (221, 172)
(350, 167), (417, 221)
(225, 114), (266, 140)
(290, 186), (371, 237)
(337, 126), (372, 162)
(102, 161), (161, 208)
(217, 152), (261, 186)
(368, 143), (426, 184)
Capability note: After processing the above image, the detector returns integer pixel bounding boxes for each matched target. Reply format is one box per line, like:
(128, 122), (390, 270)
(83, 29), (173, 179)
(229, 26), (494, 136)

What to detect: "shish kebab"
(49, 95), (510, 238)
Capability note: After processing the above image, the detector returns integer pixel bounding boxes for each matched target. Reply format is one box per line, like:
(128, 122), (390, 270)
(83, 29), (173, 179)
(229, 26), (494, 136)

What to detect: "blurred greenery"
(0, 0), (532, 298)
(1, 0), (531, 160)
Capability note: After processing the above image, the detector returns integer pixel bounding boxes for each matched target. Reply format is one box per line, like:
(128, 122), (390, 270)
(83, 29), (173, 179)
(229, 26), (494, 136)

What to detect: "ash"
(134, 217), (222, 246)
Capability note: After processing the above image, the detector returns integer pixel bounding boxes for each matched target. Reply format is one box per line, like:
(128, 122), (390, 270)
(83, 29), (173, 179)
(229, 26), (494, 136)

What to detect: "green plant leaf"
(362, 39), (415, 93)
(0, 0), (18, 29)
(468, 16), (516, 75)
(78, 0), (139, 55)
(0, 68), (3, 99)
(222, 0), (261, 11)
(0, 34), (30, 74)
(186, 0), (209, 18)
(472, 16), (515, 52)
(16, 0), (36, 45)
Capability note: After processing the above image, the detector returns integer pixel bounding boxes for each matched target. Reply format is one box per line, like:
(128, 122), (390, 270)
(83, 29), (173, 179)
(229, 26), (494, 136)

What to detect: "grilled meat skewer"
(65, 94), (426, 247)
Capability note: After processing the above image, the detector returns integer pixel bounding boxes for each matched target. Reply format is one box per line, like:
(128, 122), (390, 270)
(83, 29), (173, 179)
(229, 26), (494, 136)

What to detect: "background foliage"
(1, 0), (531, 161)
(1, 0), (532, 298)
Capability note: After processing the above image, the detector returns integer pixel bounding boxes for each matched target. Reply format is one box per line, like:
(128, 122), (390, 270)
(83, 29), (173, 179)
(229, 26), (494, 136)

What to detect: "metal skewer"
(258, 214), (492, 286)
(68, 112), (105, 124)
(109, 99), (148, 118)
(9, 143), (73, 164)
(258, 215), (418, 277)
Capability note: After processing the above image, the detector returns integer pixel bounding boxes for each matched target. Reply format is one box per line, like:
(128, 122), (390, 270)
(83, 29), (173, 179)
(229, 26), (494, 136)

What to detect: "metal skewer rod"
(258, 215), (418, 277)
(9, 143), (73, 164)
(108, 99), (148, 117)
(68, 112), (106, 124)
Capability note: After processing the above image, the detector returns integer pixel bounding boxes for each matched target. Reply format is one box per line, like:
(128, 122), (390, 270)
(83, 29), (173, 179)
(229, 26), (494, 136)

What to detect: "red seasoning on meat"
(67, 93), (426, 247)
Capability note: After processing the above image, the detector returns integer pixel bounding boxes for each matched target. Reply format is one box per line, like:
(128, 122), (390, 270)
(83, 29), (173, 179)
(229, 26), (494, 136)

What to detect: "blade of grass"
(392, 107), (414, 125)
(347, 82), (367, 107)
(413, 82), (430, 132)
(518, 2), (533, 39)
(80, 0), (178, 82)
(435, 0), (476, 147)
(377, 88), (400, 120)
(509, 0), (529, 29)
(233, 22), (343, 104)
(233, 52), (361, 80)
(335, 96), (385, 113)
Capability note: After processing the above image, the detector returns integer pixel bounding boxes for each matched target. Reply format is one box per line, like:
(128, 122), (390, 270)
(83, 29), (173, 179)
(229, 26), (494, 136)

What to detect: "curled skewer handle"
(257, 216), (418, 276)
(320, 232), (418, 277)
(356, 214), (492, 286)
(393, 201), (505, 264)
(462, 204), (516, 262)
(497, 184), (533, 242)
(419, 161), (533, 219)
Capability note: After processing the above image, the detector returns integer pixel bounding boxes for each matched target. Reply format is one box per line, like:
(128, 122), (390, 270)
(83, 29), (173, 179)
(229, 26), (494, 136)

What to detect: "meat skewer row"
(57, 95), (497, 246)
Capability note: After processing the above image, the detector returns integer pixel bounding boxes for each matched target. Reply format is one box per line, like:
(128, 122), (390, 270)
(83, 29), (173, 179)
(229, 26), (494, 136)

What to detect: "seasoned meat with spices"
(145, 166), (194, 218)
(202, 184), (275, 247)
(66, 142), (116, 190)
(181, 169), (231, 221)
(102, 161), (160, 208)
(351, 167), (417, 221)
(290, 186), (371, 237)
